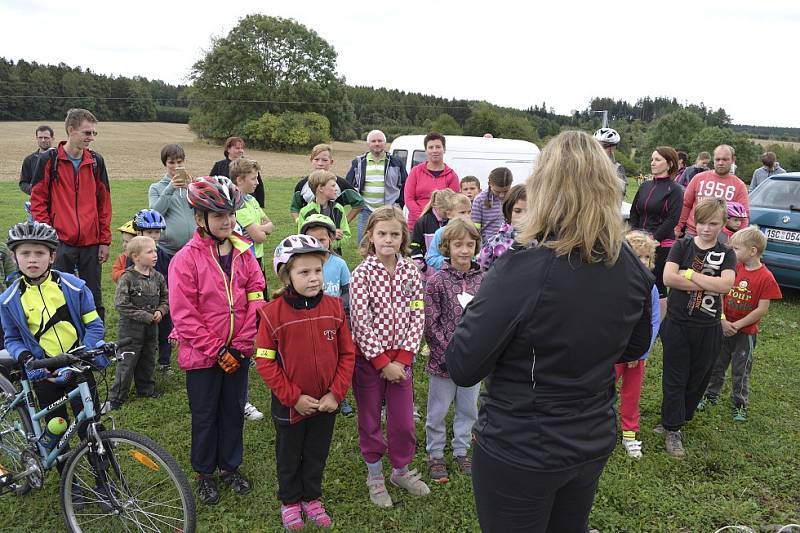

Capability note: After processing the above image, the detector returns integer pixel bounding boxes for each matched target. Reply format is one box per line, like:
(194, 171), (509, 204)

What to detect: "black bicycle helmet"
(7, 221), (59, 251)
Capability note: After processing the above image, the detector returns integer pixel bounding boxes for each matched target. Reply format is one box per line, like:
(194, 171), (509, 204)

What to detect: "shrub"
(243, 111), (330, 151)
(156, 106), (190, 124)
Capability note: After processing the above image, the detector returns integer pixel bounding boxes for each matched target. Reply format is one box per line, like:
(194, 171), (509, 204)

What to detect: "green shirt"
(236, 196), (268, 259)
(363, 152), (386, 211)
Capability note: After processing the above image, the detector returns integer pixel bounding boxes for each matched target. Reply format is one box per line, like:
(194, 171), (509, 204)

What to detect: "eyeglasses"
(79, 130), (98, 137)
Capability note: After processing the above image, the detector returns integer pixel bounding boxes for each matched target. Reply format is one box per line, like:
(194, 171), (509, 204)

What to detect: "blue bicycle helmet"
(133, 209), (167, 231)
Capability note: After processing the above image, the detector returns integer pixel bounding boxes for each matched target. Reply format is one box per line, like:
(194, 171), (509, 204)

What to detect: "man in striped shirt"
(346, 130), (408, 242)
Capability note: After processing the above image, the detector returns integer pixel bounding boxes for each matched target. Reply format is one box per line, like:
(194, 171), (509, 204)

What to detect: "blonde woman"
(446, 131), (654, 532)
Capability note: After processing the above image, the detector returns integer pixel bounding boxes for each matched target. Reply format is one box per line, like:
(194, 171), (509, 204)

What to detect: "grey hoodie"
(148, 174), (196, 256)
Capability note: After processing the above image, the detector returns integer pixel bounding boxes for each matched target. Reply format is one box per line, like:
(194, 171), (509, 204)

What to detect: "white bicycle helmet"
(273, 234), (328, 275)
(593, 127), (621, 145)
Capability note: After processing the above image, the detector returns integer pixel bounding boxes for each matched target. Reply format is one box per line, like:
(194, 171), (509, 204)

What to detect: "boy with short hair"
(0, 222), (106, 459)
(297, 170), (351, 253)
(459, 176), (481, 202)
(109, 236), (169, 410)
(659, 198), (736, 457)
(701, 226), (782, 421)
(112, 220), (137, 283)
(230, 157), (274, 273)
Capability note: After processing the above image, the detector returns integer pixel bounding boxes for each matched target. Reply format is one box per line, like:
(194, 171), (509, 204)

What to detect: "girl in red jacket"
(255, 235), (355, 531)
(350, 206), (430, 508)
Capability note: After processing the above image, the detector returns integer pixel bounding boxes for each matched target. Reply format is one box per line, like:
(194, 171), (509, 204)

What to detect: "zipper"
(74, 158), (81, 243)
(209, 244), (236, 345)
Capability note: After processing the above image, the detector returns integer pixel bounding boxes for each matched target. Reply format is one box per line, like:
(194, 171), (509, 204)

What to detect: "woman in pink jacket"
(168, 176), (266, 506)
(404, 132), (460, 230)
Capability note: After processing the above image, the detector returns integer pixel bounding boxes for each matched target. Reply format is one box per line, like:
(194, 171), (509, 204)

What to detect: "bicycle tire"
(0, 373), (35, 496)
(60, 428), (196, 533)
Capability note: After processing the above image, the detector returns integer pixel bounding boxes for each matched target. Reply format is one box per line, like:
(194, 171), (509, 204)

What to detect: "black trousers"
(34, 373), (100, 472)
(472, 444), (608, 533)
(157, 314), (173, 366)
(185, 363), (247, 474)
(111, 321), (157, 402)
(54, 243), (104, 322)
(274, 411), (336, 504)
(660, 318), (721, 431)
(654, 246), (670, 298)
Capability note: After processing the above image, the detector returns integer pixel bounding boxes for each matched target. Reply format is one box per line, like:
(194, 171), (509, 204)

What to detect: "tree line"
(2, 13), (798, 180)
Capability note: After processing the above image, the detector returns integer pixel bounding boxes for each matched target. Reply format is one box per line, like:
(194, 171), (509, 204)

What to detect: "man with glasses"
(19, 125), (54, 194)
(30, 108), (112, 321)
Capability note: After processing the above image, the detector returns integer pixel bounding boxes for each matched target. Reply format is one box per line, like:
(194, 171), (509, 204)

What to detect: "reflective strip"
(247, 291), (263, 302)
(255, 348), (277, 360)
(82, 310), (100, 324)
(410, 300), (424, 310)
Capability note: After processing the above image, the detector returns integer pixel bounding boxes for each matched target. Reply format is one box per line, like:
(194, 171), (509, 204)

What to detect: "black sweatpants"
(274, 411), (336, 504)
(157, 314), (173, 367)
(654, 246), (670, 298)
(472, 444), (608, 533)
(54, 243), (104, 322)
(660, 318), (722, 431)
(185, 363), (248, 474)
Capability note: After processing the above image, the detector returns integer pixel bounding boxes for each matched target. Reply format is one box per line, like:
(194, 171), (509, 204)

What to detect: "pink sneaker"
(302, 499), (332, 527)
(280, 503), (304, 531)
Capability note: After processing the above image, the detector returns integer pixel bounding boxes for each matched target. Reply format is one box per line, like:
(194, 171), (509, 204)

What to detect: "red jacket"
(30, 142), (112, 247)
(255, 291), (355, 425)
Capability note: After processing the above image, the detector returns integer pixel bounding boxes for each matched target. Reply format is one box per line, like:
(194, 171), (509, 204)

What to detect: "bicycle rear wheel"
(0, 373), (36, 496)
(60, 428), (196, 533)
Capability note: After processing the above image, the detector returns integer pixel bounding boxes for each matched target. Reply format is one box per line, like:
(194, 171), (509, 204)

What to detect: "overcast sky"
(2, 0), (798, 127)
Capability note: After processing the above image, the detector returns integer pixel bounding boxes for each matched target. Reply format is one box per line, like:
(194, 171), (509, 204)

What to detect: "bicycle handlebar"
(25, 340), (131, 371)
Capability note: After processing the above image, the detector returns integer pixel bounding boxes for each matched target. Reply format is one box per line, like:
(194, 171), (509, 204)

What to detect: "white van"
(389, 135), (539, 188)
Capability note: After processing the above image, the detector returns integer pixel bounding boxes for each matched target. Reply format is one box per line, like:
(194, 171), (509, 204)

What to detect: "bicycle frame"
(2, 374), (98, 470)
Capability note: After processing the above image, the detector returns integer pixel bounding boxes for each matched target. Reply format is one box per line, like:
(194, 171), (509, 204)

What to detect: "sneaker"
(390, 468), (430, 496)
(197, 475), (219, 505)
(622, 438), (643, 459)
(732, 405), (748, 422)
(280, 503), (304, 531)
(158, 364), (172, 374)
(696, 394), (718, 412)
(244, 402), (264, 421)
(652, 423), (666, 435)
(221, 470), (252, 495)
(412, 404), (422, 423)
(426, 456), (449, 483)
(420, 344), (431, 357)
(340, 399), (355, 417)
(454, 455), (473, 476)
(665, 430), (685, 458)
(301, 500), (332, 527)
(366, 475), (393, 508)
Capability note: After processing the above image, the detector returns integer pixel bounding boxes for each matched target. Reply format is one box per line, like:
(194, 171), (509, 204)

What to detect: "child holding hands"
(255, 235), (355, 530)
(350, 206), (430, 507)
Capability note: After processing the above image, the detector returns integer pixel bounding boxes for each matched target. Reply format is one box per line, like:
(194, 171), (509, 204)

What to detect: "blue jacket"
(0, 271), (105, 362)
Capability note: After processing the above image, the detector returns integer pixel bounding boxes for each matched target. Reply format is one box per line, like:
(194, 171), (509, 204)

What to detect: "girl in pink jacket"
(168, 176), (265, 506)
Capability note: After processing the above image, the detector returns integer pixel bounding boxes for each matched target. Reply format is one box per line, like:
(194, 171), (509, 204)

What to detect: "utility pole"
(594, 110), (609, 128)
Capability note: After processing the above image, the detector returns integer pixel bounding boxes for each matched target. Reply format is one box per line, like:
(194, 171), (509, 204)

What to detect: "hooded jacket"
(404, 163), (459, 230)
(424, 261), (483, 378)
(30, 142), (112, 247)
(168, 229), (265, 370)
(345, 152), (407, 209)
(255, 290), (355, 425)
(445, 243), (654, 471)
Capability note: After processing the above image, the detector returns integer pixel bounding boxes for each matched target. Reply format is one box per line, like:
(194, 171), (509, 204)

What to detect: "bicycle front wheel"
(0, 373), (35, 496)
(60, 428), (196, 533)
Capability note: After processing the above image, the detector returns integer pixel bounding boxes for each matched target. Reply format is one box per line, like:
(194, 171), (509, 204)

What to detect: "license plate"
(764, 227), (800, 243)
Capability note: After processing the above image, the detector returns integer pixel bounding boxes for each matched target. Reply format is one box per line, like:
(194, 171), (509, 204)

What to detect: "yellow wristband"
(720, 313), (726, 321)
(684, 269), (694, 281)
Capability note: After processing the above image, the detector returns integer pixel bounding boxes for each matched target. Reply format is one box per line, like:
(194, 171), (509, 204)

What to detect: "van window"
(412, 150), (427, 168)
(393, 149), (408, 168)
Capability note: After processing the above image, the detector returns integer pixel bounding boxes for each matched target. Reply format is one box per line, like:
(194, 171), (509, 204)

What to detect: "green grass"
(0, 178), (798, 532)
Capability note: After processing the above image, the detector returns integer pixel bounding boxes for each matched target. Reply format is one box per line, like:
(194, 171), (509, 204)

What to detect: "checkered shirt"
(350, 254), (425, 360)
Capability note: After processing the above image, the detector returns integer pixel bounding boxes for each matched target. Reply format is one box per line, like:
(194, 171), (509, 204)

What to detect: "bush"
(243, 111), (330, 151)
(156, 106), (190, 123)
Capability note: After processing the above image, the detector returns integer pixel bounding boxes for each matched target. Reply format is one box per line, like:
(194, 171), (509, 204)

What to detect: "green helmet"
(300, 214), (336, 236)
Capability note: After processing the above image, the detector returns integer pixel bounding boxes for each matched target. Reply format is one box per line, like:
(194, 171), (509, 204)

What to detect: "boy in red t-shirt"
(701, 226), (782, 421)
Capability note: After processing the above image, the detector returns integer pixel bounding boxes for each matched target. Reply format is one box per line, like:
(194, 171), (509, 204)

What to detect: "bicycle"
(0, 341), (196, 532)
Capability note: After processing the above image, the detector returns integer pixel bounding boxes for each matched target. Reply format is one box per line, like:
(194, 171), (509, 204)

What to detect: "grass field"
(752, 138), (800, 149)
(0, 123), (799, 532)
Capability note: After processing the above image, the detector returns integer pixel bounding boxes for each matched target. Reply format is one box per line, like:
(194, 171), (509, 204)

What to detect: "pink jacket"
(404, 163), (459, 229)
(168, 229), (266, 370)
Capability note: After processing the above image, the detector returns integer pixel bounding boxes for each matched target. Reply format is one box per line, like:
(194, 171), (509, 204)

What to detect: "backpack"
(47, 147), (99, 183)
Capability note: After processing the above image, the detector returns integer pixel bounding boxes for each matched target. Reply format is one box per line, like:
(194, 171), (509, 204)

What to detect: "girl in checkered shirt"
(350, 206), (430, 508)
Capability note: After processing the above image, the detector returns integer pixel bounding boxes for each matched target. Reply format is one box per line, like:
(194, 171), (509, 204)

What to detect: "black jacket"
(629, 176), (684, 243)
(445, 243), (653, 471)
(210, 158), (264, 208)
(19, 151), (45, 195)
